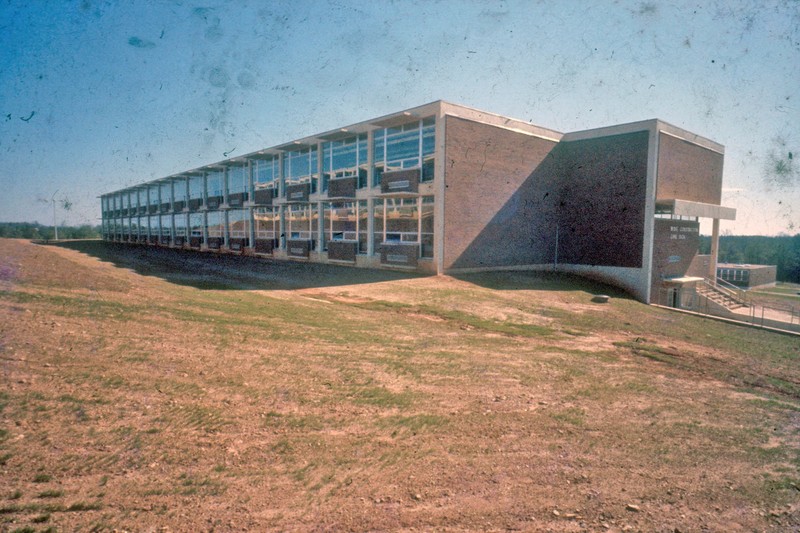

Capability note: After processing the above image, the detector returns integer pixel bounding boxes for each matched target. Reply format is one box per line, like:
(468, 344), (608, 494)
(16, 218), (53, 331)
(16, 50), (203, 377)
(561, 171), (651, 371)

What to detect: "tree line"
(699, 234), (800, 283)
(0, 222), (101, 241)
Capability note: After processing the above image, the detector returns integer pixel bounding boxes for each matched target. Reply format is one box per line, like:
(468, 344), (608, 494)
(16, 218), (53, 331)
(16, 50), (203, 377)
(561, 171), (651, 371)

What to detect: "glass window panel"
(254, 207), (279, 238)
(421, 196), (434, 258)
(326, 201), (357, 242)
(373, 118), (436, 183)
(175, 214), (187, 237)
(323, 135), (367, 191)
(421, 119), (435, 182)
(151, 186), (160, 206)
(385, 130), (419, 169)
(288, 204), (311, 239)
(358, 200), (368, 253)
(254, 158), (279, 189)
(207, 211), (223, 236)
(207, 170), (224, 197)
(385, 198), (419, 241)
(373, 131), (386, 187)
(160, 214), (171, 235)
(228, 166), (248, 194)
(190, 213), (204, 236)
(173, 179), (187, 202)
(189, 176), (204, 200)
(372, 198), (384, 252)
(228, 209), (248, 237)
(285, 149), (308, 182)
(160, 182), (171, 203)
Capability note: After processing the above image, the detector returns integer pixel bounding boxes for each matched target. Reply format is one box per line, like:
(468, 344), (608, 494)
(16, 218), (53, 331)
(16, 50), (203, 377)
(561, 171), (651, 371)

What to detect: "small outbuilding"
(716, 263), (777, 289)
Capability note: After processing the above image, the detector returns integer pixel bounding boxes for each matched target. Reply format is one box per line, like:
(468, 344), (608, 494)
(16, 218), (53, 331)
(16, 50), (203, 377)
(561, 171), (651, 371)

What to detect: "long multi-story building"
(100, 100), (735, 304)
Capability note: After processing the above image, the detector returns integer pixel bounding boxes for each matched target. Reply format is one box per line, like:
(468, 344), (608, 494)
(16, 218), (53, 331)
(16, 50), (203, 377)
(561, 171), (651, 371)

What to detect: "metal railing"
(697, 278), (748, 308)
(714, 277), (751, 305)
(657, 286), (799, 333)
(746, 302), (799, 330)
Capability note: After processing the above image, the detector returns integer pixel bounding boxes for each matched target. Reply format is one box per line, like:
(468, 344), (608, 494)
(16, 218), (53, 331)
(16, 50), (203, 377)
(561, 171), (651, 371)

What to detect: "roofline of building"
(438, 101), (563, 142)
(562, 118), (724, 154)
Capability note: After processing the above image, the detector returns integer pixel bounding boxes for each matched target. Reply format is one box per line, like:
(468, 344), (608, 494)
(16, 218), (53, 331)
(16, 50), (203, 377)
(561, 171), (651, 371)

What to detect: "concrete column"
(247, 160), (254, 202)
(279, 205), (286, 249)
(223, 167), (229, 205)
(709, 217), (720, 281)
(202, 211), (209, 247)
(278, 152), (285, 198)
(367, 197), (375, 256)
(366, 130), (375, 188)
(248, 207), (255, 248)
(317, 201), (325, 251)
(317, 141), (324, 193)
(223, 210), (230, 248)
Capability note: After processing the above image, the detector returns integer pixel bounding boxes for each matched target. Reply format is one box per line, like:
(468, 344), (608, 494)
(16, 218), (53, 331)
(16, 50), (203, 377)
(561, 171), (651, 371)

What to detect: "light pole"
(51, 189), (59, 241)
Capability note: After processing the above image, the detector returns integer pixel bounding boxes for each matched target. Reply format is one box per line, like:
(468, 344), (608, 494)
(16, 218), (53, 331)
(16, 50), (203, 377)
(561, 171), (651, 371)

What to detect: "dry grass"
(0, 239), (798, 531)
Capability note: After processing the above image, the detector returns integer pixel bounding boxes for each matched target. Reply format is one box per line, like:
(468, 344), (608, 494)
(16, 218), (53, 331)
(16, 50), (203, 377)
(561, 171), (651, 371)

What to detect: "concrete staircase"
(696, 279), (748, 311)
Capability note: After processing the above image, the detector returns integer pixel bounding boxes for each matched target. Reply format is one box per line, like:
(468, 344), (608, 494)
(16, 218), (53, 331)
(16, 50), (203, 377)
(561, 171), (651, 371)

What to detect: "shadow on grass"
(45, 240), (427, 291)
(44, 240), (635, 298)
(452, 270), (634, 299)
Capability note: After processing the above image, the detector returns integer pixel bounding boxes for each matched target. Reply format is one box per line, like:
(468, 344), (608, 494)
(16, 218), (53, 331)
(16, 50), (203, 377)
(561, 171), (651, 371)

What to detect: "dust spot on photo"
(205, 24), (224, 42)
(128, 36), (156, 49)
(208, 67), (229, 88)
(763, 136), (798, 190)
(237, 71), (256, 89)
(635, 2), (658, 16)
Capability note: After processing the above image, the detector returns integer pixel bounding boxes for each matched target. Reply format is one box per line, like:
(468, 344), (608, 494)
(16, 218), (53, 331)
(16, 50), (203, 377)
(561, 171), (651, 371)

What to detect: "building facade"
(100, 101), (735, 303)
(717, 264), (777, 289)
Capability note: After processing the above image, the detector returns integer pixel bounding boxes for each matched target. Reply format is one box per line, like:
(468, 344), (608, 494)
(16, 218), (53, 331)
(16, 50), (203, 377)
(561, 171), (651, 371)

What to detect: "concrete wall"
(442, 116), (559, 270)
(656, 132), (724, 204)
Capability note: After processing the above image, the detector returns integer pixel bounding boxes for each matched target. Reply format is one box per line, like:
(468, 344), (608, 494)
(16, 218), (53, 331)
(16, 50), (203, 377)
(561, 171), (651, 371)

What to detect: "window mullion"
(418, 119), (423, 169)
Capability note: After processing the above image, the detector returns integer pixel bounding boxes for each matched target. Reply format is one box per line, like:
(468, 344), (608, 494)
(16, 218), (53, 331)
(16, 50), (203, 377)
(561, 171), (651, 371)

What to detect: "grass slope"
(0, 239), (798, 531)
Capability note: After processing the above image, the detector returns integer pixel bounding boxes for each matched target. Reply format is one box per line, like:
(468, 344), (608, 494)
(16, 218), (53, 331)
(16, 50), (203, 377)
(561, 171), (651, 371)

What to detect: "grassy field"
(0, 239), (798, 531)
(750, 283), (800, 308)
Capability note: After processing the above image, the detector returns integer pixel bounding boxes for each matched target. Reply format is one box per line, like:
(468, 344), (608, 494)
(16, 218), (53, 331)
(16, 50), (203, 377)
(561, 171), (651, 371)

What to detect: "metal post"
(51, 189), (59, 240)
(709, 217), (720, 280)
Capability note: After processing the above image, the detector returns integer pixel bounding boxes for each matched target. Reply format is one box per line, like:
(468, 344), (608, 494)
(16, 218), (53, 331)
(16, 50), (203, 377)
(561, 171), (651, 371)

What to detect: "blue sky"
(1, 0), (798, 235)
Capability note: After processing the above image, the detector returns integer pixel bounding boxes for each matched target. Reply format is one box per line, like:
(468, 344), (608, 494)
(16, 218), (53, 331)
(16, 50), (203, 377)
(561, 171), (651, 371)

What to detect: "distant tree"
(0, 222), (100, 241)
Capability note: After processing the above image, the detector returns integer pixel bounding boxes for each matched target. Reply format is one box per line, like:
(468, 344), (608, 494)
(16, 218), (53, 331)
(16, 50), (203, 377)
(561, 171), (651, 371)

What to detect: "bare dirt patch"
(1, 239), (798, 531)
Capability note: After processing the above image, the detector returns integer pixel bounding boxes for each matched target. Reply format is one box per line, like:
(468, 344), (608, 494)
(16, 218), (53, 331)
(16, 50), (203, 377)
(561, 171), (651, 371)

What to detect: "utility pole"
(51, 189), (59, 241)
